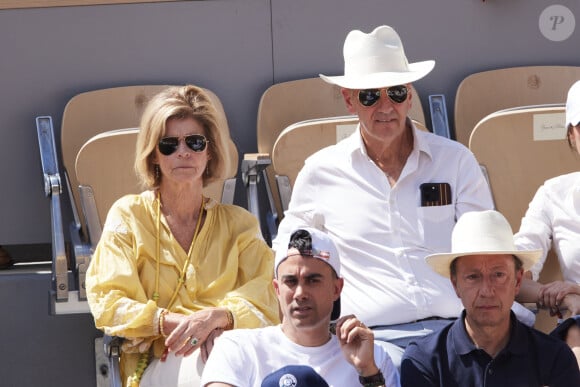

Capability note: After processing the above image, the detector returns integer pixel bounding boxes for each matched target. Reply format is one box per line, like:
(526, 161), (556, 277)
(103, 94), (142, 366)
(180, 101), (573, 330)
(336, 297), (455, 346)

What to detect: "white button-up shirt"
(274, 125), (494, 326)
(515, 172), (580, 282)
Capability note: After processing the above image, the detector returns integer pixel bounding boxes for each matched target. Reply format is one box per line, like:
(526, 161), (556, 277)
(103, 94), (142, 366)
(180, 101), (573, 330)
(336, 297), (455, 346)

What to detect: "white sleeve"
(454, 149), (495, 218)
(514, 184), (553, 280)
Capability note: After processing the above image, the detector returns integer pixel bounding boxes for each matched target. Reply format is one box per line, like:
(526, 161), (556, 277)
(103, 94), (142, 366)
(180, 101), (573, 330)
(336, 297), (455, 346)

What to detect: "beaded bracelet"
(224, 309), (234, 330)
(159, 309), (169, 337)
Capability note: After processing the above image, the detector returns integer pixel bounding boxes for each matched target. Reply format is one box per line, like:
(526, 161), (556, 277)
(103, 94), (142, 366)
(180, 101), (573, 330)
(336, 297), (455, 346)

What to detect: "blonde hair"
(135, 85), (231, 189)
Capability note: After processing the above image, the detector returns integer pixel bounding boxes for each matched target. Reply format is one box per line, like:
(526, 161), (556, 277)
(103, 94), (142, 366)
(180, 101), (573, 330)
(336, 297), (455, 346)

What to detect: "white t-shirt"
(273, 126), (493, 326)
(201, 325), (400, 387)
(515, 172), (580, 281)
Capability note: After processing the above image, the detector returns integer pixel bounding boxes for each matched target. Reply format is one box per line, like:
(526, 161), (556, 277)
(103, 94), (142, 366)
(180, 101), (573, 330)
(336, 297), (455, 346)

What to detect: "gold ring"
(189, 337), (199, 346)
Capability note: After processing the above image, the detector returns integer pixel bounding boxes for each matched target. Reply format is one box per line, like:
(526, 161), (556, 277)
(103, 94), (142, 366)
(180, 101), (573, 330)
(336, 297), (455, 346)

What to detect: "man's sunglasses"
(158, 134), (209, 156)
(358, 85), (408, 107)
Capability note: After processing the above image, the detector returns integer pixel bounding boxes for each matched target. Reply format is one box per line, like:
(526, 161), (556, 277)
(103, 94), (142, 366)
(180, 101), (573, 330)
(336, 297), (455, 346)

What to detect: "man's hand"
(335, 315), (379, 377)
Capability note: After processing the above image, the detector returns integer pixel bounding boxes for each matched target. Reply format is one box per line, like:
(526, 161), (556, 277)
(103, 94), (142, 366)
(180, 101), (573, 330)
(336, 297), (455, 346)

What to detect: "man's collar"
(411, 118), (433, 160)
(451, 310), (528, 357)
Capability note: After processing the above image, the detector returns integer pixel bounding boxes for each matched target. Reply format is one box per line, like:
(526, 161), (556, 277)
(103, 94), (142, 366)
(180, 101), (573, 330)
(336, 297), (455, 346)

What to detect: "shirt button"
(488, 368), (493, 375)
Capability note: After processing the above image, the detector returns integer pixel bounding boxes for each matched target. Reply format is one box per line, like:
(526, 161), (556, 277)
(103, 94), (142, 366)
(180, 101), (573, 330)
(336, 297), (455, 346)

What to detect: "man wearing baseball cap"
(273, 25), (494, 368)
(400, 210), (580, 386)
(202, 228), (399, 387)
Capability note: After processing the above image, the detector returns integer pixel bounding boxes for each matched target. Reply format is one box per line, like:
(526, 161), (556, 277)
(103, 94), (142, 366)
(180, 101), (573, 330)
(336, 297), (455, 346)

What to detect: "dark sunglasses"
(358, 85), (408, 107)
(158, 134), (209, 156)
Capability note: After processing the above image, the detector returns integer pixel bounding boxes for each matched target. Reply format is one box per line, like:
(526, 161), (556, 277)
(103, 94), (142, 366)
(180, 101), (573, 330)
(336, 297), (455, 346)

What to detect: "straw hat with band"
(425, 210), (542, 278)
(319, 25), (435, 90)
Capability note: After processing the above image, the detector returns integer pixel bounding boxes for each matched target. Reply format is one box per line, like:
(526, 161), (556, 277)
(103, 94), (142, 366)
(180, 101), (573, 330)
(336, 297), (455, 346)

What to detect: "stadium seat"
(455, 65), (580, 146)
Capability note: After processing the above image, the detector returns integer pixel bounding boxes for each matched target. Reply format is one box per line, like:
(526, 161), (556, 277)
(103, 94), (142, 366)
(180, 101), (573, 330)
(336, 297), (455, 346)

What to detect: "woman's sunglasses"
(358, 85), (408, 107)
(158, 134), (209, 156)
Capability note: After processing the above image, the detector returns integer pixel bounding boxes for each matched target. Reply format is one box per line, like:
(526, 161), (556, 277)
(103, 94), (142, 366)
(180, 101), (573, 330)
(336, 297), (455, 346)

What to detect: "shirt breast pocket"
(417, 204), (455, 251)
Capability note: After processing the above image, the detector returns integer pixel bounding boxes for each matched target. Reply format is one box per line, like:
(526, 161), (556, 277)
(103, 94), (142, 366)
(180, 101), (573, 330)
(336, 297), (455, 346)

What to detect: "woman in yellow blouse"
(86, 85), (279, 386)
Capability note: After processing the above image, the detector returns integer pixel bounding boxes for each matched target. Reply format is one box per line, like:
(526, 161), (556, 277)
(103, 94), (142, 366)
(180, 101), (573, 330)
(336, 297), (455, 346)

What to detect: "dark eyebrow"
(464, 264), (509, 274)
(280, 274), (297, 281)
(280, 273), (324, 281)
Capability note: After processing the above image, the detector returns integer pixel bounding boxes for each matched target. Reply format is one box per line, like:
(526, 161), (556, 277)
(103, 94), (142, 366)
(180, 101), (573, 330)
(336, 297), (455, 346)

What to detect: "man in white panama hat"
(400, 210), (580, 387)
(273, 25), (494, 368)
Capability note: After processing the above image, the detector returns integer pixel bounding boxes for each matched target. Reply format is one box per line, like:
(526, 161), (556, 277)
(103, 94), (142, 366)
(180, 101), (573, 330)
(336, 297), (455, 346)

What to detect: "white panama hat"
(319, 25), (435, 90)
(425, 210), (542, 278)
(566, 80), (580, 127)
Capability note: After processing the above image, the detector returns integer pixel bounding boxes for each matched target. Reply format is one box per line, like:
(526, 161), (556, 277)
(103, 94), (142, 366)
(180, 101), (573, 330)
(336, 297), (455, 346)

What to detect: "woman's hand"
(538, 281), (580, 311)
(162, 308), (228, 358)
(561, 293), (580, 317)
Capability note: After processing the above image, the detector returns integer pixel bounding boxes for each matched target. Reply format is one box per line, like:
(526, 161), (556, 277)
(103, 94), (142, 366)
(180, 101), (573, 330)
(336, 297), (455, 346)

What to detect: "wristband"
(359, 370), (385, 387)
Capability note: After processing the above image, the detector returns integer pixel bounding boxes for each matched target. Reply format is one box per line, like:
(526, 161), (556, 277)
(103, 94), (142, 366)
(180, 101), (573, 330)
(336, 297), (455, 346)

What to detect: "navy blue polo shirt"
(400, 311), (580, 387)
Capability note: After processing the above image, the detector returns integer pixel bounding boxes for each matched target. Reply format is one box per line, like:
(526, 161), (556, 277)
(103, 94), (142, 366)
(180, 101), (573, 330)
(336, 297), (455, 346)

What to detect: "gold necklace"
(130, 193), (204, 387)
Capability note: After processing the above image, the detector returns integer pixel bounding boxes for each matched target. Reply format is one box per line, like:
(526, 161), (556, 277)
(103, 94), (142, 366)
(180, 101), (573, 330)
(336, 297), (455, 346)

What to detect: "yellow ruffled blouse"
(86, 191), (279, 385)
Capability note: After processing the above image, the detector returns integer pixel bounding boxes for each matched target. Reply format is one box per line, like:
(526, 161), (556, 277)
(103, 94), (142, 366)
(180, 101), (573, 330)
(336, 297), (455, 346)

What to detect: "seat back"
(62, 85), (173, 233)
(469, 105), (578, 333)
(75, 129), (140, 246)
(256, 77), (427, 219)
(455, 65), (580, 146)
(62, 85), (233, 236)
(271, 116), (428, 211)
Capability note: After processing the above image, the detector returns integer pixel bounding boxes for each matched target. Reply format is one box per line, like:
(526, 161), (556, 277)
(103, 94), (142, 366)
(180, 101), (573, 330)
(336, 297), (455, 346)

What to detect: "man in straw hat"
(400, 210), (580, 386)
(202, 228), (399, 387)
(273, 25), (494, 368)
